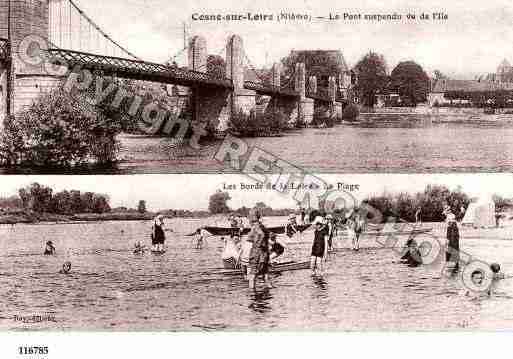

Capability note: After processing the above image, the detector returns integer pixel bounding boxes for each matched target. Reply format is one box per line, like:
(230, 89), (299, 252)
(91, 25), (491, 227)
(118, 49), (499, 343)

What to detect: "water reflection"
(248, 288), (273, 314)
(312, 275), (328, 291)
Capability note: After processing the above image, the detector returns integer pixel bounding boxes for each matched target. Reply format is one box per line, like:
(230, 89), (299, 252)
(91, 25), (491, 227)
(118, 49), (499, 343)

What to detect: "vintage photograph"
(1, 173), (513, 331)
(1, 0), (513, 174)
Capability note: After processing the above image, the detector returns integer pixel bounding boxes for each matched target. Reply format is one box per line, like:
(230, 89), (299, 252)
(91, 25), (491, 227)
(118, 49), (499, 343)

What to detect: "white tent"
(462, 197), (496, 228)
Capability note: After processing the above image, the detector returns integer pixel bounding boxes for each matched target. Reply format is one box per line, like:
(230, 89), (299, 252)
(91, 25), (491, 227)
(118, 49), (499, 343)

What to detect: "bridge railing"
(0, 38), (9, 61)
(244, 80), (298, 98)
(46, 48), (233, 88)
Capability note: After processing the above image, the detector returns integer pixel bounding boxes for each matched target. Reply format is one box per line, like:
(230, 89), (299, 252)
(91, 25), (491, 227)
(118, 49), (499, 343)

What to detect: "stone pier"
(188, 35), (231, 131)
(0, 0), (62, 125)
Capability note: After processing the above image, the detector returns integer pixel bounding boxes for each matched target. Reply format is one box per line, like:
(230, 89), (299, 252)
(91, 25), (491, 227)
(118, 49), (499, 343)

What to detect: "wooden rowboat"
(212, 260), (310, 276)
(186, 224), (312, 237)
(364, 228), (433, 236)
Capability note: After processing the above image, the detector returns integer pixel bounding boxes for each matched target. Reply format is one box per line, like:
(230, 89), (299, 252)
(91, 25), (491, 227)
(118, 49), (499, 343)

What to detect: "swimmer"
(59, 261), (72, 274)
(269, 233), (286, 264)
(490, 263), (505, 280)
(400, 238), (422, 267)
(44, 241), (56, 255)
(133, 241), (146, 254)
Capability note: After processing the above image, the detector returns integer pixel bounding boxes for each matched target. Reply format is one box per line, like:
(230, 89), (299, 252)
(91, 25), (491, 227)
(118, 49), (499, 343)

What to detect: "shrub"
(0, 87), (122, 168)
(228, 109), (288, 137)
(311, 107), (335, 128)
(342, 104), (360, 122)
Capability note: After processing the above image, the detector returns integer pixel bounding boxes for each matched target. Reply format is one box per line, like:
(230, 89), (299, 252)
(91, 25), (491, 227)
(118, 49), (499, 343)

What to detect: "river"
(115, 117), (513, 174)
(1, 218), (512, 331)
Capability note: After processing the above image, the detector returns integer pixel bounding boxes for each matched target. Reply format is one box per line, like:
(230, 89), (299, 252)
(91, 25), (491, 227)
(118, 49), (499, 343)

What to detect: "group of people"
(219, 209), (287, 288)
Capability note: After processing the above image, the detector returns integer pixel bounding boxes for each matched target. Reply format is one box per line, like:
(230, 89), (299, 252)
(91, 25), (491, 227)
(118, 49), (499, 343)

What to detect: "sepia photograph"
(1, 173), (513, 331)
(1, 0), (513, 174)
(2, 0), (513, 356)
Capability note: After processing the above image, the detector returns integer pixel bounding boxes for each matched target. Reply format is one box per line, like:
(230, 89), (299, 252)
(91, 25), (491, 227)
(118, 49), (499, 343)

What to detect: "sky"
(0, 174), (512, 211)
(66, 0), (513, 79)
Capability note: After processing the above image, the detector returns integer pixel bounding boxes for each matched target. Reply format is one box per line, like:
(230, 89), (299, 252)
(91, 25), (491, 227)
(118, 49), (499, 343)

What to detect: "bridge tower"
(187, 34), (232, 130)
(188, 36), (207, 72)
(295, 62), (314, 124)
(0, 0), (61, 125)
(226, 35), (256, 118)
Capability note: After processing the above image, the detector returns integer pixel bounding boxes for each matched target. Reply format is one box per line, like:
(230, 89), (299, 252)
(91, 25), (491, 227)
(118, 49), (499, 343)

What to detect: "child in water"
(400, 238), (422, 267)
(490, 263), (505, 280)
(133, 241), (146, 255)
(269, 233), (286, 264)
(44, 241), (56, 255)
(59, 262), (72, 274)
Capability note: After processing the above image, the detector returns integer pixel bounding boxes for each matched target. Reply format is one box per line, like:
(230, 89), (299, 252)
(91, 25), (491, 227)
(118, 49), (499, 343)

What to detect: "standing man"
(247, 209), (271, 289)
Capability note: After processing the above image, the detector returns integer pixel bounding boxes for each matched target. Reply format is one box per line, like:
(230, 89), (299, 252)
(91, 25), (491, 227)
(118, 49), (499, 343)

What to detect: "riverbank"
(0, 211), (155, 225)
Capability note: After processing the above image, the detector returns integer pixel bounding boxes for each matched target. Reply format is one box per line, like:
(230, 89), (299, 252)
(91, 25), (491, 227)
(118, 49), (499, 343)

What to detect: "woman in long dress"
(444, 206), (460, 268)
(152, 214), (166, 252)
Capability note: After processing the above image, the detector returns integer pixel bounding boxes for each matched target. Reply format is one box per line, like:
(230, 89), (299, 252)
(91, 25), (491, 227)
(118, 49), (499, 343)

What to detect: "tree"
(18, 183), (53, 213)
(281, 50), (348, 88)
(208, 190), (231, 214)
(207, 55), (226, 79)
(390, 61), (430, 106)
(137, 200), (147, 213)
(80, 192), (95, 213)
(354, 52), (388, 107)
(91, 194), (111, 214)
(70, 190), (84, 213)
(50, 190), (73, 214)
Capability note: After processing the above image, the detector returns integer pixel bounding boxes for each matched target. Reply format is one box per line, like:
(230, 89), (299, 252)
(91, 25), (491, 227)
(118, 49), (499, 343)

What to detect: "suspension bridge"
(0, 0), (350, 129)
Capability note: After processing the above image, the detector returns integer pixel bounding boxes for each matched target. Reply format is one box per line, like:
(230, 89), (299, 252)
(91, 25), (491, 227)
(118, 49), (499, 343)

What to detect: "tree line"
(10, 183), (112, 215)
(208, 190), (295, 217)
(208, 185), (512, 223)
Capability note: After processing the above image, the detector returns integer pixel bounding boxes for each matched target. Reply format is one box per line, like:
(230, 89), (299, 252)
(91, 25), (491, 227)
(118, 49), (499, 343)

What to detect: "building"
(427, 59), (513, 106)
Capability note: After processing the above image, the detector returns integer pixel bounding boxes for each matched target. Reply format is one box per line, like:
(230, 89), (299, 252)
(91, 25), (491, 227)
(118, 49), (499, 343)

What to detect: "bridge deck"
(243, 81), (298, 98)
(44, 49), (343, 104)
(46, 48), (234, 89)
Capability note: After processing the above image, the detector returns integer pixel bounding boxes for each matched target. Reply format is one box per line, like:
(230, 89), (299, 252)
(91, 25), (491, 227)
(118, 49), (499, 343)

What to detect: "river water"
(115, 117), (513, 174)
(1, 218), (512, 331)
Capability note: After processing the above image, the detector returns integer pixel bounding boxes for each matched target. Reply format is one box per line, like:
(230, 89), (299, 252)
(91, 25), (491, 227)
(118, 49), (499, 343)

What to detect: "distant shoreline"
(0, 212), (156, 225)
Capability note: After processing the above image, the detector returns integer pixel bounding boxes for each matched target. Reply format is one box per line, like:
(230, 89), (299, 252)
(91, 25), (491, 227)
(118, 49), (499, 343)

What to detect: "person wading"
(444, 205), (460, 270)
(311, 216), (328, 275)
(152, 214), (167, 252)
(247, 209), (271, 289)
(326, 214), (336, 251)
(285, 213), (299, 239)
